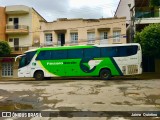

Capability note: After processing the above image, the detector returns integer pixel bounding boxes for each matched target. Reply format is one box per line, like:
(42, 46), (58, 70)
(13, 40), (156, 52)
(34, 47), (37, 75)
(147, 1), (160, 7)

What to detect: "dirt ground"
(0, 79), (160, 120)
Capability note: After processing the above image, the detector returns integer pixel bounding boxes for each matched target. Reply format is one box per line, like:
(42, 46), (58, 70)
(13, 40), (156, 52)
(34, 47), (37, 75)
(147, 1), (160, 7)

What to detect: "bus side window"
(36, 51), (51, 60)
(118, 46), (127, 57)
(83, 48), (100, 58)
(51, 50), (67, 59)
(101, 47), (118, 57)
(68, 49), (83, 59)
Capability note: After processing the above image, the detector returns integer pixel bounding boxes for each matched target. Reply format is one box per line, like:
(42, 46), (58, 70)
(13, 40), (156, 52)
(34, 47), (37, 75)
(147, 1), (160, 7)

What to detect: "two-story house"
(0, 5), (46, 78)
(40, 17), (127, 46)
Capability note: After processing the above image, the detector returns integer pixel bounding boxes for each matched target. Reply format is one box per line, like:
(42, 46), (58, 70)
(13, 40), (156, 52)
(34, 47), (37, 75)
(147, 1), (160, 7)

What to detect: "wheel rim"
(37, 74), (41, 78)
(35, 71), (44, 80)
(103, 72), (109, 78)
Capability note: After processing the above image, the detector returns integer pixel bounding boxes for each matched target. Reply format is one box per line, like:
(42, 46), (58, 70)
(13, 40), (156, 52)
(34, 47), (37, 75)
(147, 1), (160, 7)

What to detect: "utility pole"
(128, 4), (134, 43)
(128, 4), (133, 43)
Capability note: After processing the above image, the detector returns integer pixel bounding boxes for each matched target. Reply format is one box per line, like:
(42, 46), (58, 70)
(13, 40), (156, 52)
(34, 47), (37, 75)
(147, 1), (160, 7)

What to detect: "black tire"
(100, 69), (111, 80)
(34, 71), (44, 80)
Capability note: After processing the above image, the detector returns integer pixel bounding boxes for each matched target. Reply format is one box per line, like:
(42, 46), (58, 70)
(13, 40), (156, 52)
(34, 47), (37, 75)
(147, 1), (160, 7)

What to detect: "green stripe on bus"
(110, 58), (123, 76)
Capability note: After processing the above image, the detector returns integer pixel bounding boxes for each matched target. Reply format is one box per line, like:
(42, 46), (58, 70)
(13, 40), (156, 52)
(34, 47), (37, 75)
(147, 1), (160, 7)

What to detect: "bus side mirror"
(15, 54), (25, 62)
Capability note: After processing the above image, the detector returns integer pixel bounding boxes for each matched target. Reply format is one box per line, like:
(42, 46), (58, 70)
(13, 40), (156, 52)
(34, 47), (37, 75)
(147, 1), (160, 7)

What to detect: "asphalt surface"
(0, 78), (160, 120)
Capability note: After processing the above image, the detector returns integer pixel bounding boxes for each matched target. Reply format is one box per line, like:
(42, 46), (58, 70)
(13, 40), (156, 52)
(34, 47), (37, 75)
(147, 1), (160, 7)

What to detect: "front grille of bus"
(128, 65), (138, 74)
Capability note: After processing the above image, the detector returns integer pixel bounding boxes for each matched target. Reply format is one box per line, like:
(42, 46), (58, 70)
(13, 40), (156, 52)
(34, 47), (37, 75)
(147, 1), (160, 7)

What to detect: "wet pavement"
(0, 79), (160, 120)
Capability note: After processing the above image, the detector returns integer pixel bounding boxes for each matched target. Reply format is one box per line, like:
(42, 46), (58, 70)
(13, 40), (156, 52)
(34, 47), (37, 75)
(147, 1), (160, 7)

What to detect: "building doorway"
(14, 18), (19, 29)
(58, 33), (65, 46)
(1, 62), (13, 77)
(14, 38), (19, 51)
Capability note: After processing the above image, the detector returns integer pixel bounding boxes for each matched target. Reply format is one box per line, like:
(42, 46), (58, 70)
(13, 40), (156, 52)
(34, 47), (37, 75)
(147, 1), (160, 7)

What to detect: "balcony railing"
(87, 40), (95, 44)
(11, 46), (29, 54)
(135, 7), (160, 18)
(70, 40), (78, 44)
(6, 25), (29, 34)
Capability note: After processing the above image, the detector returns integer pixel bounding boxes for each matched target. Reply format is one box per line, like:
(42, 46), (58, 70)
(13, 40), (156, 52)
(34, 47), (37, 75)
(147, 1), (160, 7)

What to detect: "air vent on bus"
(128, 65), (138, 74)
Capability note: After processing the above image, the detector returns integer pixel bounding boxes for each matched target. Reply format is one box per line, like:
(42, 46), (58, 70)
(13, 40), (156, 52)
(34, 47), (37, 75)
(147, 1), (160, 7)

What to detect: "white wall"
(115, 0), (134, 24)
(7, 8), (33, 47)
(8, 35), (31, 47)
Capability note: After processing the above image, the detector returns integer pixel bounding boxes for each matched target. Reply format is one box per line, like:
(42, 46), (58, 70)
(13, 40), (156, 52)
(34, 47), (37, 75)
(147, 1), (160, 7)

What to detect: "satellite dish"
(34, 39), (39, 43)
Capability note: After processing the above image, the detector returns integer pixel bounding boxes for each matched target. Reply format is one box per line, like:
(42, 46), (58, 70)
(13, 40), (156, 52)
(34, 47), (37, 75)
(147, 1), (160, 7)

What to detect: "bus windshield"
(19, 55), (27, 68)
(19, 51), (36, 68)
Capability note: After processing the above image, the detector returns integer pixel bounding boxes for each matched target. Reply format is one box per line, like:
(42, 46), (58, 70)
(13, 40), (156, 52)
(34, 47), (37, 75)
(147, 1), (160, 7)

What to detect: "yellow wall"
(31, 9), (46, 46)
(40, 17), (127, 45)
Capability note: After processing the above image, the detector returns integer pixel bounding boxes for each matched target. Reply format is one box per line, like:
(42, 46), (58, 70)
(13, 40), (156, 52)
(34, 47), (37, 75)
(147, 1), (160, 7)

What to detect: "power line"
(0, 1), (119, 20)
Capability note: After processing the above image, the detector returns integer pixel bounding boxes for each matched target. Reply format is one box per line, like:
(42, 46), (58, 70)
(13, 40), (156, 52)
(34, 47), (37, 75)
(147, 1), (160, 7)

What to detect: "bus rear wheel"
(100, 69), (111, 80)
(34, 71), (44, 80)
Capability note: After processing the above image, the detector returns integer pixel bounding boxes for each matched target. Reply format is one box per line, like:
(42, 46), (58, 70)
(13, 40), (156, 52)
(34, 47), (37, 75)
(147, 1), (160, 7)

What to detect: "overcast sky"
(0, 0), (119, 22)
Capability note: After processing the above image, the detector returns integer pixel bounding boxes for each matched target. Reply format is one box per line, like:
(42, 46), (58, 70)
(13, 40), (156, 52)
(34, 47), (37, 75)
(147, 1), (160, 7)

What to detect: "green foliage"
(149, 0), (160, 7)
(0, 41), (11, 56)
(134, 24), (160, 57)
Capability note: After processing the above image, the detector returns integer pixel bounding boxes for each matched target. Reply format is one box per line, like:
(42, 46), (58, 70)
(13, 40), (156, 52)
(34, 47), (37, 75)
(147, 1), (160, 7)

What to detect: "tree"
(134, 24), (160, 58)
(0, 41), (11, 56)
(149, 0), (160, 7)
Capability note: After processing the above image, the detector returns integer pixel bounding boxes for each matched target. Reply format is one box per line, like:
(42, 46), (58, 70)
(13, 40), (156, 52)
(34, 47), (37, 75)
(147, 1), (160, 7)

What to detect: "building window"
(113, 31), (121, 43)
(9, 38), (13, 42)
(70, 33), (78, 43)
(101, 32), (108, 39)
(87, 32), (95, 44)
(2, 63), (13, 77)
(45, 33), (53, 46)
(9, 18), (13, 22)
(8, 38), (19, 51)
(100, 32), (108, 44)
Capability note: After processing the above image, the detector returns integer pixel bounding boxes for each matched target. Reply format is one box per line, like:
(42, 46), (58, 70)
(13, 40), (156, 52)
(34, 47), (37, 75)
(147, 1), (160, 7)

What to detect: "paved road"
(0, 79), (160, 120)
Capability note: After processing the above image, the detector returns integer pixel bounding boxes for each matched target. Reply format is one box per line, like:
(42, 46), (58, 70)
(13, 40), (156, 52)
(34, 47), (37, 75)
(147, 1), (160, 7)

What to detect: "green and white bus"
(15, 43), (142, 80)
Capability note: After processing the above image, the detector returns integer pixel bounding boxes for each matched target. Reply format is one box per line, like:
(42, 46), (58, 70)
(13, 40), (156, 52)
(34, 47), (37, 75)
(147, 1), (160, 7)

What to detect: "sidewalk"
(0, 77), (34, 81)
(0, 73), (160, 81)
(114, 72), (160, 80)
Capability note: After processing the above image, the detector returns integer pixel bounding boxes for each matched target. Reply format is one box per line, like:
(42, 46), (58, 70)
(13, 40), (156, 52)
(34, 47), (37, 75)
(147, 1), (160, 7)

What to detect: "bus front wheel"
(100, 69), (111, 80)
(34, 71), (44, 80)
